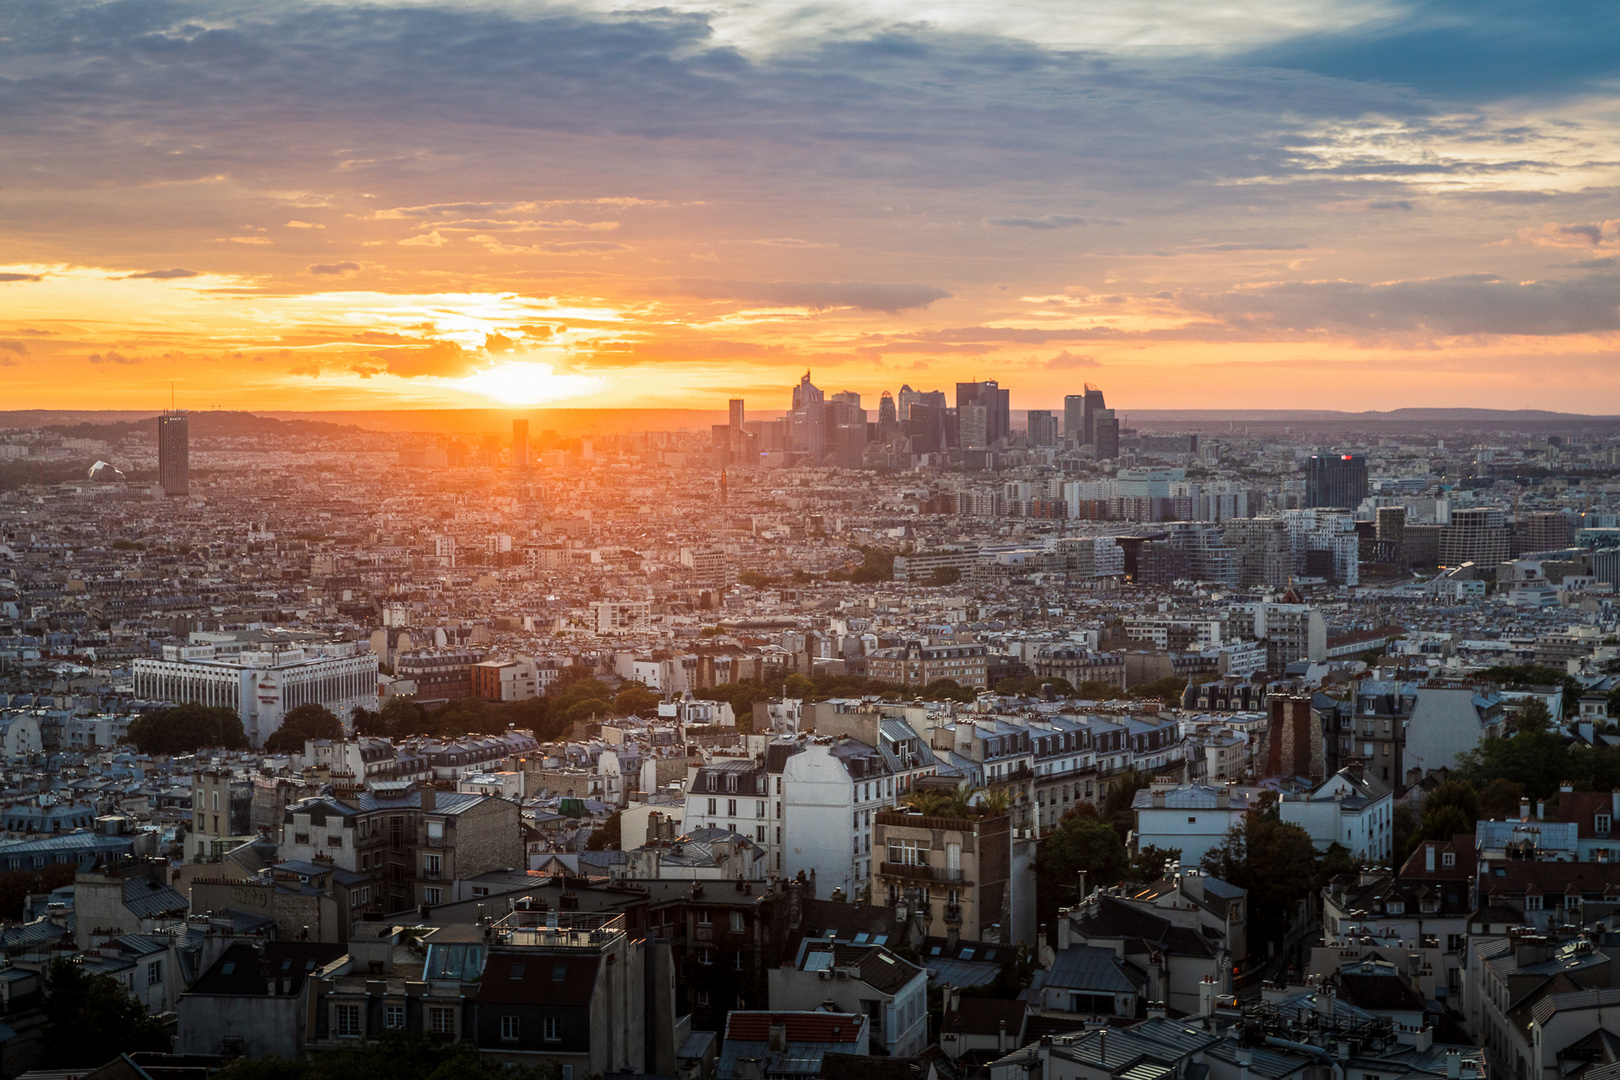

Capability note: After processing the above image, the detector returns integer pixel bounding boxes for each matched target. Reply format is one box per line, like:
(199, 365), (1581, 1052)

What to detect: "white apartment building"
(134, 634), (378, 747)
(781, 738), (895, 897)
(1277, 767), (1394, 861)
(1132, 779), (1265, 867)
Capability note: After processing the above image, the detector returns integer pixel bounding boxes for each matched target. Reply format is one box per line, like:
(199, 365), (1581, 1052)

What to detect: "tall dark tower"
(512, 419), (530, 470)
(1305, 453), (1368, 508)
(1082, 384), (1106, 446)
(1063, 394), (1084, 443)
(157, 412), (188, 497)
(729, 398), (745, 430)
(878, 391), (898, 432)
(1093, 408), (1119, 460)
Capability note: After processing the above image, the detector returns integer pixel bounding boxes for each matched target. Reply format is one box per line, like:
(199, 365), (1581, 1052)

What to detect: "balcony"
(878, 861), (965, 884)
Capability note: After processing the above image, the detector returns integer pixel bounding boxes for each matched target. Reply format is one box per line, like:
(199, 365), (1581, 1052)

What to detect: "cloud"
(1045, 350), (1098, 369)
(0, 273), (43, 282)
(1196, 242), (1310, 252)
(986, 215), (1086, 230)
(126, 268), (202, 279)
(308, 261), (361, 277)
(0, 341), (27, 355)
(673, 279), (951, 312)
(1184, 272), (1620, 337)
(218, 237), (273, 245)
(754, 238), (836, 248)
(1569, 257), (1620, 270)
(1517, 221), (1620, 248)
(368, 340), (475, 378)
(398, 231), (449, 247)
(470, 236), (628, 255)
(285, 220), (324, 229)
(88, 351), (142, 365)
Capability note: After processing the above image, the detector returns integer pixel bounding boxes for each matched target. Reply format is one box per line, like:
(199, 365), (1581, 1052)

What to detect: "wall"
(781, 744), (858, 894)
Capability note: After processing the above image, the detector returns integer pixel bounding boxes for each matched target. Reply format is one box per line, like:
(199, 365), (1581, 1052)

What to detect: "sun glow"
(443, 361), (608, 405)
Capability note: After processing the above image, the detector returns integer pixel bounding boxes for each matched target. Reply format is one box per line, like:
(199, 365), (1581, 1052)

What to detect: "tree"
(351, 705), (382, 736)
(586, 812), (622, 850)
(40, 959), (170, 1067)
(1036, 813), (1130, 940)
(1129, 676), (1187, 703)
(928, 566), (962, 586)
(1131, 844), (1184, 883)
(214, 1030), (560, 1080)
(1478, 664), (1582, 719)
(1201, 814), (1322, 957)
(739, 571), (774, 589)
(0, 863), (75, 921)
(1479, 778), (1527, 819)
(127, 702), (248, 755)
(1101, 769), (1150, 841)
(376, 695), (426, 739)
(264, 703), (343, 754)
(921, 678), (976, 703)
(613, 684), (661, 715)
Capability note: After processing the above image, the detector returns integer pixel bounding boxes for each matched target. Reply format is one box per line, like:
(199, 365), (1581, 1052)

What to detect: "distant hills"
(0, 411), (361, 440)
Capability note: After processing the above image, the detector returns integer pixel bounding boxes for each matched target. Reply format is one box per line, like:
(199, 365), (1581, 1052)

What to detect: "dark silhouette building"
(955, 381), (1010, 446)
(1082, 384), (1106, 446)
(1093, 409), (1119, 460)
(1304, 453), (1367, 509)
(158, 411), (188, 497)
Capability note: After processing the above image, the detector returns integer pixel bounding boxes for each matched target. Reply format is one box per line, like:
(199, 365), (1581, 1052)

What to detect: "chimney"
(999, 1020), (1009, 1053)
(1425, 845), (1435, 873)
(768, 1022), (788, 1053)
(421, 785), (436, 813)
(1237, 1047), (1252, 1080)
(1200, 977), (1215, 1017)
(1520, 798), (1531, 820)
(1057, 908), (1072, 951)
(1446, 1051), (1461, 1079)
(1536, 801), (1545, 820)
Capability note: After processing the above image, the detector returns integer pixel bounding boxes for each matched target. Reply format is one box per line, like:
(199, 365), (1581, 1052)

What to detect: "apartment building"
(864, 639), (989, 689)
(872, 807), (1012, 943)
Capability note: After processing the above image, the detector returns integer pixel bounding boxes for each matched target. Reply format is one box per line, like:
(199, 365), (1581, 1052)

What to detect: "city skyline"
(4, 2), (1620, 415)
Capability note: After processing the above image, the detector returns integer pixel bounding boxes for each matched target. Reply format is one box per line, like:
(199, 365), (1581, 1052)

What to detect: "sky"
(3, 0), (1620, 415)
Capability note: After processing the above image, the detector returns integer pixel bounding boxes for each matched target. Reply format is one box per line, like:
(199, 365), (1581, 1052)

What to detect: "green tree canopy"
(1035, 812), (1130, 941)
(264, 703), (343, 754)
(1129, 676), (1188, 702)
(613, 684), (662, 715)
(127, 702), (248, 755)
(1131, 844), (1184, 883)
(1201, 812), (1322, 957)
(585, 811), (622, 851)
(40, 959), (170, 1068)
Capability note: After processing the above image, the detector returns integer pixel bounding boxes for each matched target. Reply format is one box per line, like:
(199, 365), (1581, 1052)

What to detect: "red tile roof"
(725, 1011), (865, 1044)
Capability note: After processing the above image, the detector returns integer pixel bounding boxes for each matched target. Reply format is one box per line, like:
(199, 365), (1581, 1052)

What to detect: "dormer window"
(1597, 814), (1611, 838)
(1442, 852), (1455, 868)
(1525, 894), (1543, 911)
(1385, 901), (1404, 915)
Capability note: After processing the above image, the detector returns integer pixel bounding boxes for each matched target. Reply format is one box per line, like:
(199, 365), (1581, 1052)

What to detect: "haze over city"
(5, 1), (1620, 414)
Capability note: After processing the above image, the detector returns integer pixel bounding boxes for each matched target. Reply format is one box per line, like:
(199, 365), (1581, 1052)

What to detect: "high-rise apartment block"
(1064, 394), (1085, 443)
(728, 397), (745, 430)
(1440, 507), (1511, 566)
(1082, 384), (1106, 445)
(512, 419), (530, 470)
(955, 380), (1010, 446)
(158, 411), (189, 496)
(1304, 453), (1368, 509)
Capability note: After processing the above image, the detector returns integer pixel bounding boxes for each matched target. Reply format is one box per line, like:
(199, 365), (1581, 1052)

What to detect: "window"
(695, 990), (711, 1007)
(697, 948), (715, 966)
(756, 801), (766, 818)
(1599, 814), (1612, 837)
(697, 909), (712, 925)
(707, 798), (717, 815)
(335, 1004), (361, 1038)
(509, 963), (526, 979)
(727, 799), (737, 817)
(1525, 894), (1543, 911)
(552, 964), (567, 981)
(1442, 852), (1455, 867)
(501, 1016), (520, 1042)
(424, 887), (442, 905)
(734, 951), (744, 970)
(328, 834), (343, 847)
(1188, 816), (1197, 824)
(543, 1016), (561, 1041)
(385, 1004), (405, 1029)
(425, 854), (442, 878)
(430, 1007), (455, 1035)
(729, 911), (744, 932)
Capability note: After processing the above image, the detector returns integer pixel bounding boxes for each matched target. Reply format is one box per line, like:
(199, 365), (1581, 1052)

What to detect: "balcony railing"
(878, 861), (965, 884)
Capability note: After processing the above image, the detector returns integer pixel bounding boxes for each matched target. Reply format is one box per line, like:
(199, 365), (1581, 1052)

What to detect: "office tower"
(1518, 510), (1574, 554)
(729, 398), (745, 430)
(959, 404), (989, 449)
(1224, 517), (1295, 587)
(512, 419), (530, 470)
(1439, 507), (1510, 567)
(790, 370), (826, 458)
(1082, 384), (1106, 446)
(1375, 506), (1406, 548)
(1064, 394), (1084, 443)
(1026, 409), (1058, 447)
(1093, 409), (1119, 460)
(897, 384), (922, 425)
(956, 380), (1010, 446)
(1304, 453), (1368, 509)
(878, 391), (898, 433)
(158, 411), (188, 497)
